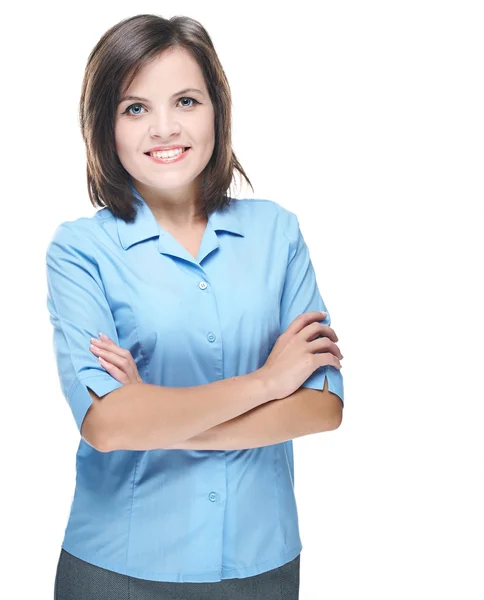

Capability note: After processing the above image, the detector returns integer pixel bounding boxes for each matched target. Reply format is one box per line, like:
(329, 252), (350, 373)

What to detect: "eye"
(178, 96), (200, 109)
(123, 103), (146, 117)
(122, 97), (200, 117)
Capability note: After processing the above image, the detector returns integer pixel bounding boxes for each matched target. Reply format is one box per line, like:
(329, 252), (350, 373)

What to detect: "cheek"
(114, 125), (127, 153)
(197, 110), (215, 146)
(114, 120), (135, 153)
(201, 126), (216, 154)
(113, 128), (124, 157)
(114, 132), (140, 171)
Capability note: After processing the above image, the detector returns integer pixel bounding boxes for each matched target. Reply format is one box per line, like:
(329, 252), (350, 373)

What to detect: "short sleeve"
(45, 222), (124, 433)
(278, 207), (344, 407)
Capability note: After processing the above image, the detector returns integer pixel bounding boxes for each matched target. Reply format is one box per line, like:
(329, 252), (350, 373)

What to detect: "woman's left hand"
(89, 333), (143, 385)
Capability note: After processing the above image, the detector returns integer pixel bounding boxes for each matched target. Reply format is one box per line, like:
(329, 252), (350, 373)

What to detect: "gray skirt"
(54, 548), (300, 600)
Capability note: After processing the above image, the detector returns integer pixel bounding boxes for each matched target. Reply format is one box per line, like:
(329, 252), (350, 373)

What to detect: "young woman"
(47, 13), (344, 600)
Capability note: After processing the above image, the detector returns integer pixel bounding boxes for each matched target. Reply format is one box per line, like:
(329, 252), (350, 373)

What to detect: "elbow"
(318, 378), (343, 430)
(318, 411), (342, 432)
(331, 409), (343, 430)
(86, 433), (112, 453)
(328, 396), (343, 430)
(81, 405), (112, 452)
(97, 438), (114, 453)
(81, 388), (118, 452)
(318, 397), (343, 432)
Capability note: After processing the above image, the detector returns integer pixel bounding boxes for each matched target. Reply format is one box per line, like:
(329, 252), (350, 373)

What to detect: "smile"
(144, 148), (191, 164)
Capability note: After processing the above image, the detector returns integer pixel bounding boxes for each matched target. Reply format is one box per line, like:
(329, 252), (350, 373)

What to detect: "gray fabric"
(54, 548), (300, 599)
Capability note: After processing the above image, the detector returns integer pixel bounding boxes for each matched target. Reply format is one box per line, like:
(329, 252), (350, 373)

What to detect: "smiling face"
(114, 46), (215, 216)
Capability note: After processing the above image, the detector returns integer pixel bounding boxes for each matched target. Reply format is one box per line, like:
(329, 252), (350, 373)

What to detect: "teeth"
(149, 148), (185, 159)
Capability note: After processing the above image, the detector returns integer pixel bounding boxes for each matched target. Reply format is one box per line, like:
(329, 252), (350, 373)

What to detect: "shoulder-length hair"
(79, 14), (254, 223)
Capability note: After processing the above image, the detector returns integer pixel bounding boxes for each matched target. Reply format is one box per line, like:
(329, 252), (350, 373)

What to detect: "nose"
(148, 107), (181, 139)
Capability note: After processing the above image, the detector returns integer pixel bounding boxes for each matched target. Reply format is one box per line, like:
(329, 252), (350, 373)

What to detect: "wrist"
(251, 367), (277, 403)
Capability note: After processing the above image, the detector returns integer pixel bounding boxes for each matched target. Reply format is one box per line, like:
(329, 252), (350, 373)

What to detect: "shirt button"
(208, 492), (218, 502)
(199, 281), (207, 290)
(207, 333), (216, 343)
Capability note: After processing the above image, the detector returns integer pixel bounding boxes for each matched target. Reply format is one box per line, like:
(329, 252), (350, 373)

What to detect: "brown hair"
(79, 14), (254, 223)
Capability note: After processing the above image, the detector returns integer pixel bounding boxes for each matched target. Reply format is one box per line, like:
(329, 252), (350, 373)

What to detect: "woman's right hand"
(259, 311), (343, 401)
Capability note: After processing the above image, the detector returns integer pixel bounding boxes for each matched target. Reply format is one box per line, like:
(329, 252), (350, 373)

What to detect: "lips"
(144, 147), (191, 164)
(144, 147), (190, 155)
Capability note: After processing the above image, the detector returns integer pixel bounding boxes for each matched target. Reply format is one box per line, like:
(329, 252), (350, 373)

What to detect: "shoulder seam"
(276, 203), (298, 244)
(50, 221), (97, 261)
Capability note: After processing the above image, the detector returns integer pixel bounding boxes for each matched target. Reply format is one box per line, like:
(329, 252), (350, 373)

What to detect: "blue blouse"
(45, 185), (344, 583)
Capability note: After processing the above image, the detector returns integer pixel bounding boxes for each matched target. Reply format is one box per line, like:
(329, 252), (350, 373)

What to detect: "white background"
(1, 1), (483, 598)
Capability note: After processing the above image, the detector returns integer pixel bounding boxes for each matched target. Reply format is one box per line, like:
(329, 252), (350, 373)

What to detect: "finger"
(301, 321), (338, 343)
(90, 345), (131, 370)
(90, 342), (141, 382)
(286, 311), (327, 336)
(319, 325), (339, 343)
(308, 337), (343, 359)
(93, 336), (127, 355)
(318, 353), (342, 370)
(98, 357), (130, 384)
(98, 352), (143, 384)
(96, 337), (135, 365)
(94, 336), (142, 382)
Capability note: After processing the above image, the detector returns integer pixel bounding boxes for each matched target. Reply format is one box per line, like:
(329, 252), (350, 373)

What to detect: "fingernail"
(99, 332), (107, 340)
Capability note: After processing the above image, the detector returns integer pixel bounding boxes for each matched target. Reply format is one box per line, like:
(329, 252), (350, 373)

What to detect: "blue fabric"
(54, 548), (300, 598)
(45, 184), (344, 583)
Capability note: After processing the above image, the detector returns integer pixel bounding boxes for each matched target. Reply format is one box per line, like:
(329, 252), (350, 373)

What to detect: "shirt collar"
(117, 182), (245, 252)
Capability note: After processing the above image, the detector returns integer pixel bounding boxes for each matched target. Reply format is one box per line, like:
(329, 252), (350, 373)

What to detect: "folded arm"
(165, 376), (343, 450)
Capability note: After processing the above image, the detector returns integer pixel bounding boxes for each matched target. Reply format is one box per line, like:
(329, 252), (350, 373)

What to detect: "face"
(114, 47), (215, 215)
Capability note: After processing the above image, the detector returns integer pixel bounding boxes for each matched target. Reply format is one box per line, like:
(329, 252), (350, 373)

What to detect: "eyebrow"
(119, 88), (204, 104)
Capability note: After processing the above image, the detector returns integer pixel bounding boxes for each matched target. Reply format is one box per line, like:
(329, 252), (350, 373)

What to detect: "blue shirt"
(45, 185), (344, 583)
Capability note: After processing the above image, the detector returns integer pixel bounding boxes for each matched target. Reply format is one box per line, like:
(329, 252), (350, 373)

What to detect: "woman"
(47, 13), (344, 599)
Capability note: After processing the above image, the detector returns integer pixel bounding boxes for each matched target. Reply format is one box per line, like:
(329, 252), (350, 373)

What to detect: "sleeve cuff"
(67, 374), (124, 432)
(301, 365), (344, 407)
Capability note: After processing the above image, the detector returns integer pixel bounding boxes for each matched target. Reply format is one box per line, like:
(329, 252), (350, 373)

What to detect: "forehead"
(124, 48), (206, 94)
